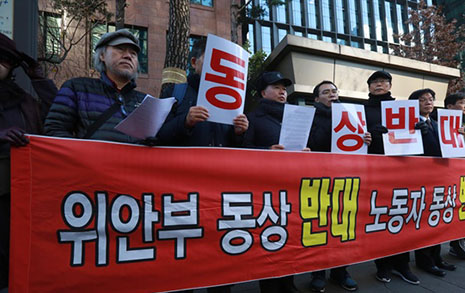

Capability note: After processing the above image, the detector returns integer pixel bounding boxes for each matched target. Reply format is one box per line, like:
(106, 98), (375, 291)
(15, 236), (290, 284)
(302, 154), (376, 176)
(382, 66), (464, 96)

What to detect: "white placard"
(197, 34), (250, 125)
(114, 95), (176, 139)
(0, 0), (14, 38)
(278, 104), (315, 150)
(437, 109), (465, 158)
(331, 103), (368, 154)
(381, 100), (423, 156)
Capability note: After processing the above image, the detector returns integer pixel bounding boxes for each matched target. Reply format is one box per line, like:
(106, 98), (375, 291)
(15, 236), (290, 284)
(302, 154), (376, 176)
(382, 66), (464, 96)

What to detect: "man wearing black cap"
(408, 89), (457, 277)
(157, 39), (248, 147)
(44, 29), (146, 143)
(365, 70), (420, 285)
(243, 71), (299, 292)
(0, 32), (57, 291)
(243, 71), (293, 149)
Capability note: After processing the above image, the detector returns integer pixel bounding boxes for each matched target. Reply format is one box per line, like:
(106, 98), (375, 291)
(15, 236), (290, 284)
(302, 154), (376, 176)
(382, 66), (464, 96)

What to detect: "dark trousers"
(0, 194), (9, 289)
(259, 276), (295, 293)
(415, 245), (441, 269)
(375, 252), (410, 271)
(312, 266), (348, 279)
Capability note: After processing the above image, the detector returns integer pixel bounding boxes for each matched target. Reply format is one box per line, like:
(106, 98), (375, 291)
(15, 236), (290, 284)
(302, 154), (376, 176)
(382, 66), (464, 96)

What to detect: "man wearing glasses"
(365, 70), (420, 285)
(408, 89), (457, 277)
(45, 29), (146, 143)
(308, 80), (370, 292)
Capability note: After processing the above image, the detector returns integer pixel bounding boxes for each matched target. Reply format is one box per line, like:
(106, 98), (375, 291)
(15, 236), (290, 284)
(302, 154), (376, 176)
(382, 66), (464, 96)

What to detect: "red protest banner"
(10, 136), (465, 293)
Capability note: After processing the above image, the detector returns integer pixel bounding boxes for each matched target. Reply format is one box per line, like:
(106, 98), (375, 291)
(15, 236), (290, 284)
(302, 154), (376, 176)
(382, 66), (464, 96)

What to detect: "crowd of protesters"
(1, 29), (465, 293)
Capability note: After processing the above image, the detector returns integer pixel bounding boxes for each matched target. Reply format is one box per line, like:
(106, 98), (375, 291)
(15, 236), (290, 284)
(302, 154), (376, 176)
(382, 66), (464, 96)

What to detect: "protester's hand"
(140, 136), (158, 146)
(414, 121), (429, 135)
(185, 106), (209, 128)
(370, 124), (388, 135)
(458, 127), (465, 135)
(233, 114), (248, 135)
(363, 132), (372, 146)
(270, 144), (285, 150)
(0, 127), (29, 146)
(19, 52), (44, 80)
(302, 147), (311, 152)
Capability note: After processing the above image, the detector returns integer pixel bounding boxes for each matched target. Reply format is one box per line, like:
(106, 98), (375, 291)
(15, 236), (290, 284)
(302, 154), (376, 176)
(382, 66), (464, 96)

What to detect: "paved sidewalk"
(196, 244), (465, 293)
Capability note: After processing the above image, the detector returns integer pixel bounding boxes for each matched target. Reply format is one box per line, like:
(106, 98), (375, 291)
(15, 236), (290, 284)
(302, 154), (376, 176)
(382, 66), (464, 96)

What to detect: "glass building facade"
(244, 0), (436, 56)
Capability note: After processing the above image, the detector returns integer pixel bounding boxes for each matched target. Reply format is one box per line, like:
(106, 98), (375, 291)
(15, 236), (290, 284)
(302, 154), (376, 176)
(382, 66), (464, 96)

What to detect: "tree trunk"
(115, 0), (126, 30)
(160, 0), (190, 95)
(230, 0), (239, 44)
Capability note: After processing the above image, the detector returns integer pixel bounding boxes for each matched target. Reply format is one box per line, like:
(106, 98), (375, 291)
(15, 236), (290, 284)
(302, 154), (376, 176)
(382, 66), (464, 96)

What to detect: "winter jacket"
(0, 78), (57, 195)
(308, 102), (332, 152)
(243, 99), (284, 148)
(157, 74), (241, 147)
(365, 92), (395, 154)
(44, 72), (145, 143)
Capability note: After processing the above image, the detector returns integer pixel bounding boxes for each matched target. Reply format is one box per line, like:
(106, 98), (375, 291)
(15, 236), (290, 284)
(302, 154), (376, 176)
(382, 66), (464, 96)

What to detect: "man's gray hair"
(93, 46), (106, 73)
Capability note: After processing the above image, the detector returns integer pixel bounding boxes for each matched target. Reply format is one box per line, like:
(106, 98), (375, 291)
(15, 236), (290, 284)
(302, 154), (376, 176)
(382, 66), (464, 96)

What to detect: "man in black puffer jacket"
(243, 71), (300, 293)
(45, 29), (146, 143)
(365, 70), (420, 286)
(243, 71), (291, 149)
(308, 80), (370, 292)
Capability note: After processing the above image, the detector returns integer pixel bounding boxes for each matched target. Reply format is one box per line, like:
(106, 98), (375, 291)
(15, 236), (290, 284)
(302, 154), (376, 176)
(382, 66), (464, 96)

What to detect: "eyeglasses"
(320, 89), (339, 95)
(369, 79), (390, 84)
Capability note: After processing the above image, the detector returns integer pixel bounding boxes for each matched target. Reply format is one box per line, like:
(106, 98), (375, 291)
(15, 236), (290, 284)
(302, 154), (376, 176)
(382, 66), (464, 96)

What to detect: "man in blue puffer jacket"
(44, 29), (146, 143)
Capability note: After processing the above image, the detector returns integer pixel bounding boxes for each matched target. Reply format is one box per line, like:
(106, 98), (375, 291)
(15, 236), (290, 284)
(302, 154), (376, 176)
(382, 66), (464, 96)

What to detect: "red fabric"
(10, 135), (465, 293)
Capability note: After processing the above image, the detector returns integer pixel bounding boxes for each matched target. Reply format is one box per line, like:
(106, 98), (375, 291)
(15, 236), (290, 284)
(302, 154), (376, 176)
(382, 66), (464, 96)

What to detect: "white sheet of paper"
(114, 95), (176, 139)
(381, 100), (423, 156)
(197, 34), (250, 125)
(437, 109), (465, 158)
(278, 104), (315, 151)
(331, 103), (368, 154)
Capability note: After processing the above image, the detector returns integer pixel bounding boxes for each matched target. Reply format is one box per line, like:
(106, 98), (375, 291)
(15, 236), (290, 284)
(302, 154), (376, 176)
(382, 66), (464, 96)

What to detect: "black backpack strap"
(83, 102), (121, 139)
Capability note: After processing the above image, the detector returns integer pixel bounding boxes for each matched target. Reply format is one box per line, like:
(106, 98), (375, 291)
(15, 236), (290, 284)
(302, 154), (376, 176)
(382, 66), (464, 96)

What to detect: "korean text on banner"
(278, 104), (315, 150)
(381, 100), (423, 156)
(10, 136), (465, 293)
(331, 103), (368, 154)
(437, 109), (465, 158)
(197, 34), (250, 125)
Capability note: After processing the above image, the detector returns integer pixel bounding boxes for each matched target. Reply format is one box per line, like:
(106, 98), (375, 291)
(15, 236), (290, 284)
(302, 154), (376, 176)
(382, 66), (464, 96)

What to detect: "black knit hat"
(0, 33), (22, 65)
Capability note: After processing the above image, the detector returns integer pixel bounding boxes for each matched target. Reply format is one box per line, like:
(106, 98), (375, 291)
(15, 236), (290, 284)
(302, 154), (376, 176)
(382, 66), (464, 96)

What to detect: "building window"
(247, 23), (255, 53)
(190, 0), (213, 7)
(260, 0), (270, 21)
(335, 0), (346, 34)
(373, 0), (383, 41)
(292, 0), (304, 26)
(321, 0), (334, 32)
(385, 1), (394, 43)
(307, 0), (319, 29)
(276, 2), (288, 23)
(278, 28), (288, 42)
(92, 24), (149, 74)
(361, 0), (371, 38)
(39, 12), (62, 61)
(261, 26), (272, 55)
(349, 0), (361, 36)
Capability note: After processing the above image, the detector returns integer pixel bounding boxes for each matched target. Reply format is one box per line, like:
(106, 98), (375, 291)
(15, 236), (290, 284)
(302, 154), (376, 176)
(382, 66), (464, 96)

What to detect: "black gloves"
(370, 124), (388, 135)
(415, 120), (429, 135)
